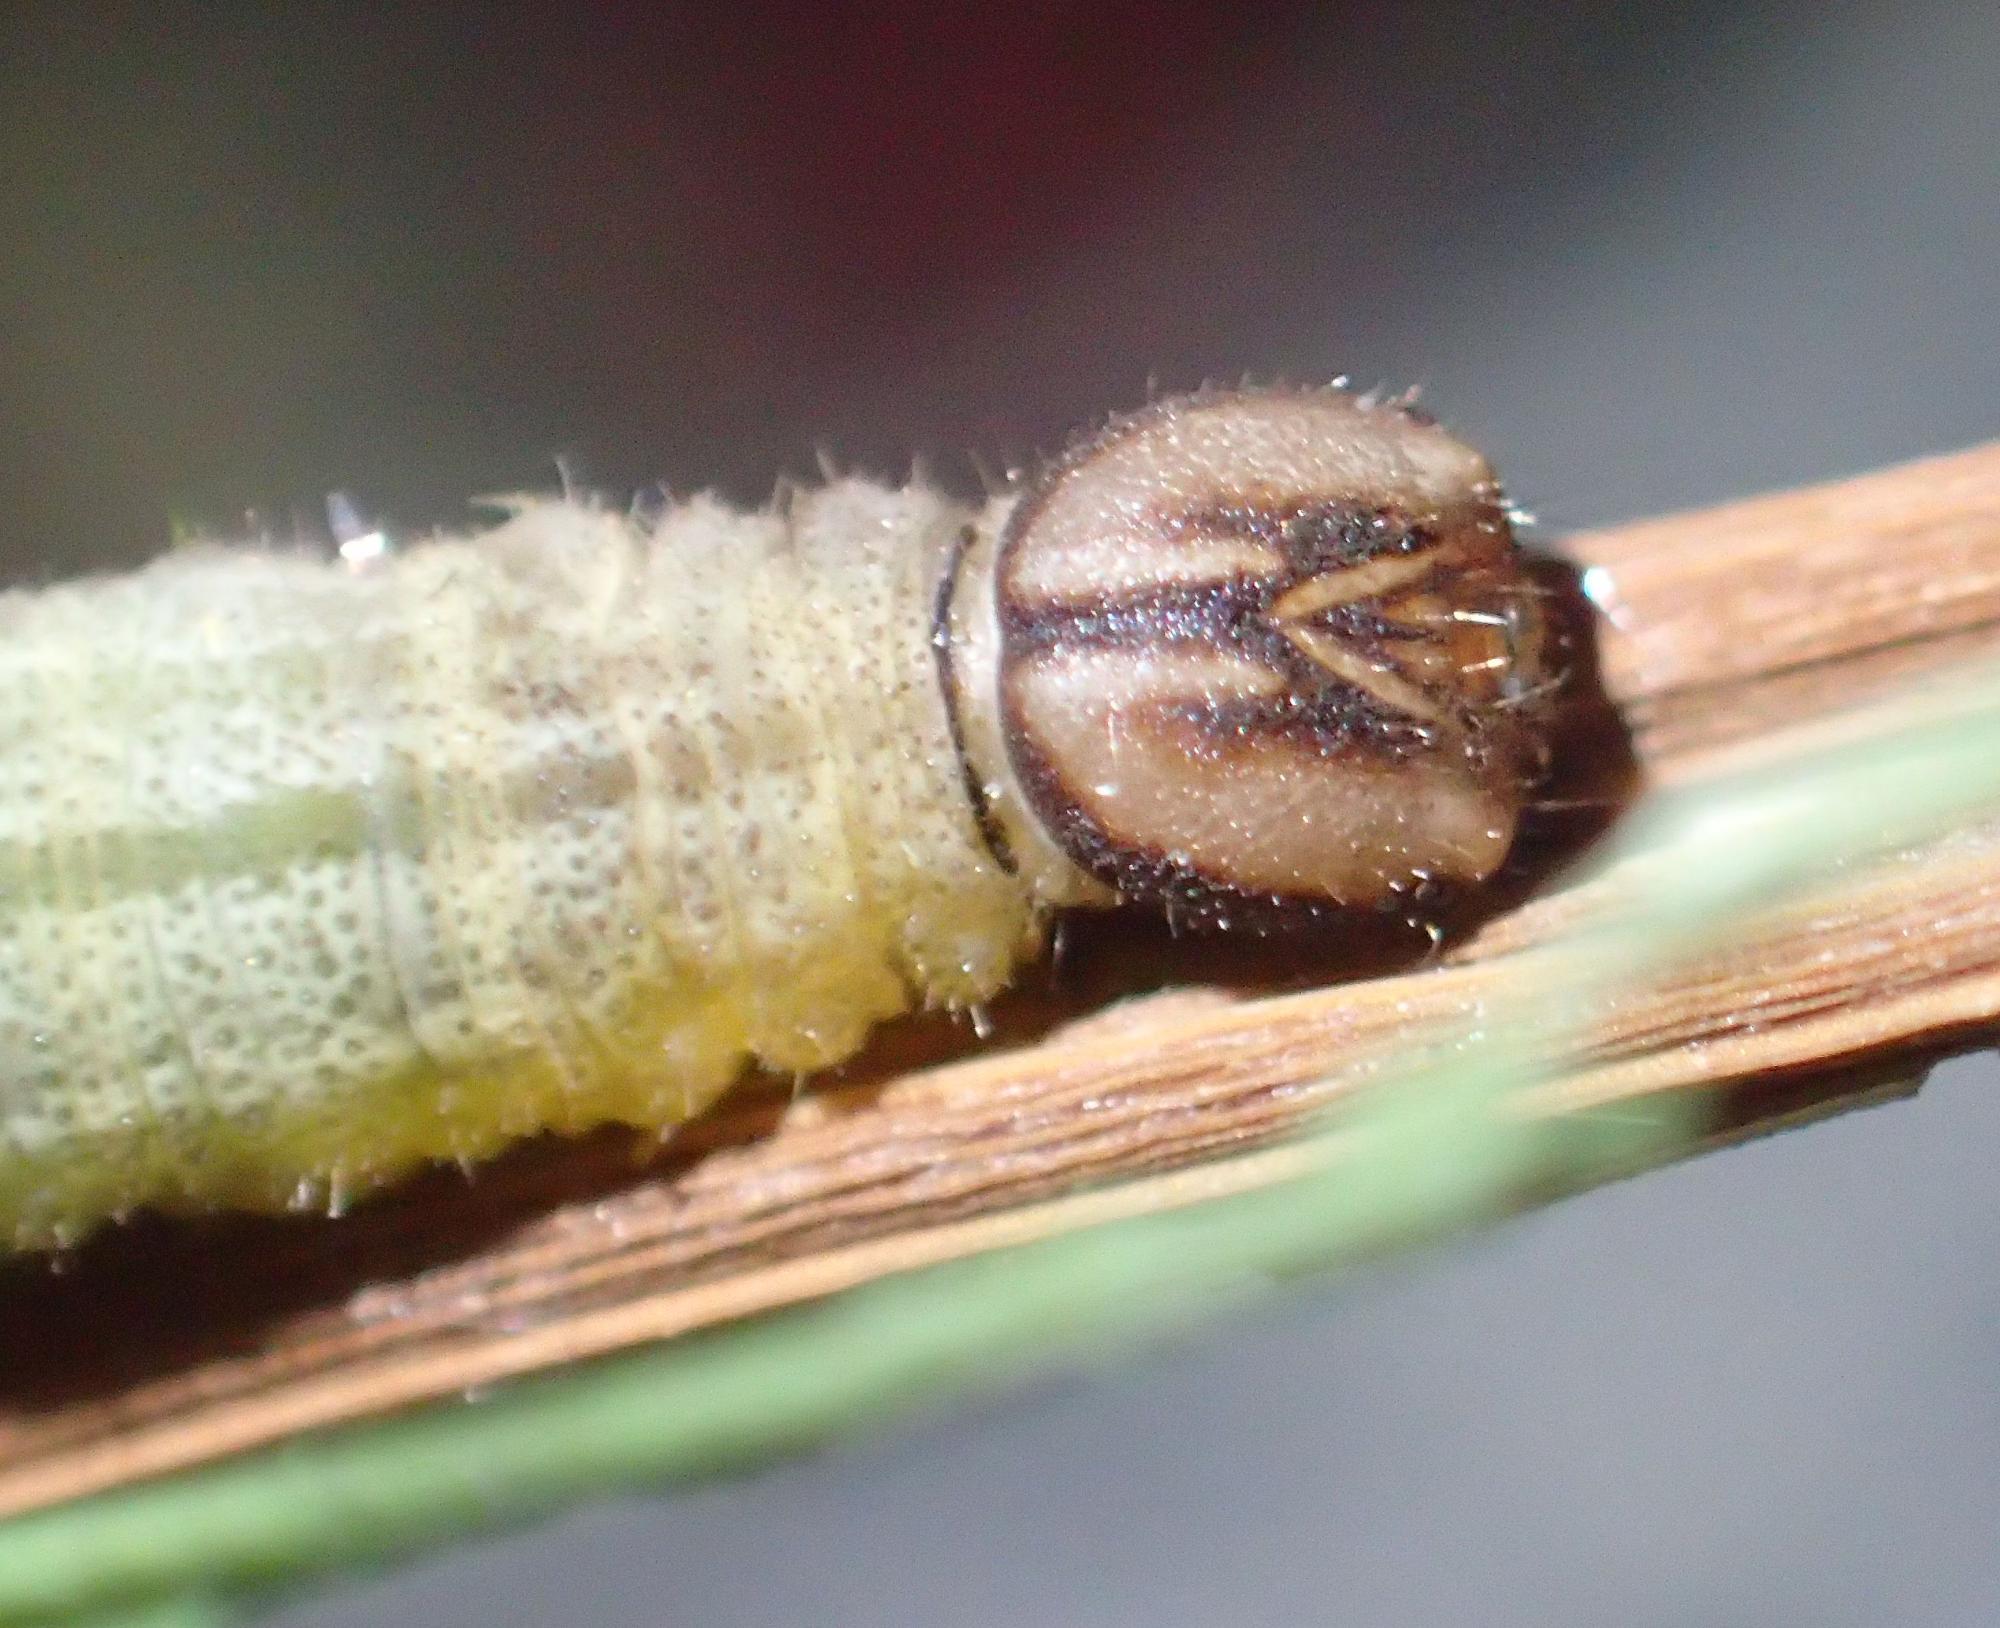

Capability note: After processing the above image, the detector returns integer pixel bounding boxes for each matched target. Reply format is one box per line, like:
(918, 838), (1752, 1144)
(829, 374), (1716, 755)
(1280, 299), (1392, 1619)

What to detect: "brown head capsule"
(1, 383), (1547, 1247)
(944, 386), (1550, 922)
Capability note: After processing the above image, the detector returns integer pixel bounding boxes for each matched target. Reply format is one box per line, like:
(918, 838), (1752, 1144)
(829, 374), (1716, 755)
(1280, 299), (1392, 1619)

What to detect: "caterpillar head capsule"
(946, 387), (1551, 920)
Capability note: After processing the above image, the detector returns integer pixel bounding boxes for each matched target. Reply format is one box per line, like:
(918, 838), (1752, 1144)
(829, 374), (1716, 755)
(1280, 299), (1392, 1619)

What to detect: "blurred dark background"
(4, 2), (1998, 1622)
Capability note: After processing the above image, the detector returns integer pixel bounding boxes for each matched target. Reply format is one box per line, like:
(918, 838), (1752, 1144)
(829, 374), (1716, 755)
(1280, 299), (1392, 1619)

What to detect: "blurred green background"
(2, 3), (1997, 1623)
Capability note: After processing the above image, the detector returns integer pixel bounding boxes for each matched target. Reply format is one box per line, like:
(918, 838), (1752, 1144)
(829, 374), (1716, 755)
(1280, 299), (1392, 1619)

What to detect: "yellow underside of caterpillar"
(0, 482), (1043, 1250)
(0, 891), (1042, 1249)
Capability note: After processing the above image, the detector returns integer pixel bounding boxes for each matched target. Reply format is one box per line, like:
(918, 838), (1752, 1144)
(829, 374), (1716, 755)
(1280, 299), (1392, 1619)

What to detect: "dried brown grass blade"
(4, 442), (2000, 1517)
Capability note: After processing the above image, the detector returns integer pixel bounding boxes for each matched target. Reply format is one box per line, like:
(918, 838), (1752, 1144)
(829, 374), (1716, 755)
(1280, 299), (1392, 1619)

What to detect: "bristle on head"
(990, 386), (1551, 920)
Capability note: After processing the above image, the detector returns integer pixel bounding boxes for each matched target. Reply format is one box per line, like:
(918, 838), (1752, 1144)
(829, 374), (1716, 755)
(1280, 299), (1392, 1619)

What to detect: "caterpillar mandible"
(0, 387), (1549, 1250)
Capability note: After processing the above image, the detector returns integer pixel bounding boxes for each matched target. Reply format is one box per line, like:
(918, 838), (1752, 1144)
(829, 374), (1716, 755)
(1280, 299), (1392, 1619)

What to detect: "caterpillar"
(0, 387), (1548, 1250)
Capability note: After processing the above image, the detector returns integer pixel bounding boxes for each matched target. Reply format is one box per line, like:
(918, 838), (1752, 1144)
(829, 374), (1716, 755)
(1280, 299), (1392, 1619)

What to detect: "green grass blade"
(7, 670), (2000, 1625)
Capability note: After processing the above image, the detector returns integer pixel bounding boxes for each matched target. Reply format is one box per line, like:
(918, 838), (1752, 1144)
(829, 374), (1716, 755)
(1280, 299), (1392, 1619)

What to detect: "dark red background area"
(1, 1), (1738, 569)
(4, 4), (1999, 1625)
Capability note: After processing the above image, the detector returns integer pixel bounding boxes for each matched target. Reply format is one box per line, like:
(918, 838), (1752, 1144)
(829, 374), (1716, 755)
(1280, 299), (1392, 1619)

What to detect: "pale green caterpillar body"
(0, 389), (1549, 1249)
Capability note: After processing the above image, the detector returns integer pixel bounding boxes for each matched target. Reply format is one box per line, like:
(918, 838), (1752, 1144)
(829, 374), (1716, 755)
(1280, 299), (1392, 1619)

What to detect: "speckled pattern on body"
(0, 388), (1548, 1248)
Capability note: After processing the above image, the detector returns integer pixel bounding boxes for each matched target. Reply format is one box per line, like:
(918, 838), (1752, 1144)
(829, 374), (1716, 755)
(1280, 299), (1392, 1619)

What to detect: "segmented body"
(0, 387), (1549, 1249)
(0, 484), (1037, 1246)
